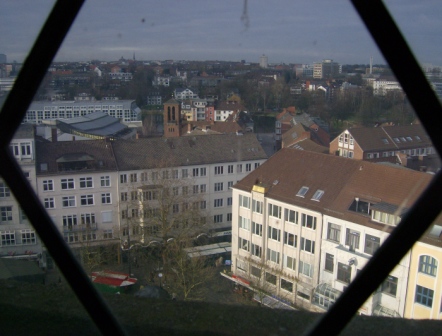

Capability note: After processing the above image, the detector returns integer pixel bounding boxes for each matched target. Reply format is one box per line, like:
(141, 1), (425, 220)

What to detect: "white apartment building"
(1, 125), (41, 262)
(230, 148), (432, 313)
(24, 100), (141, 124)
(371, 79), (402, 96)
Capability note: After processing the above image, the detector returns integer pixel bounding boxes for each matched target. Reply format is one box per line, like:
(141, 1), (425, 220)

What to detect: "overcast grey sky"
(1, 1), (441, 65)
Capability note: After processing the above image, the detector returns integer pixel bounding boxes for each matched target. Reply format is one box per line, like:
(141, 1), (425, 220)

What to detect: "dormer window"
(393, 137), (400, 143)
(406, 136), (413, 141)
(296, 186), (309, 197)
(381, 138), (389, 144)
(311, 189), (324, 201)
(370, 202), (407, 226)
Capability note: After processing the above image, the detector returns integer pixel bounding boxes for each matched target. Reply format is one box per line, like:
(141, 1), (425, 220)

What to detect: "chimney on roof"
(188, 123), (192, 133)
(51, 128), (58, 142)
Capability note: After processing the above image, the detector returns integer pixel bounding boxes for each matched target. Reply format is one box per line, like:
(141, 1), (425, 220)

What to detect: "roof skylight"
(311, 189), (324, 201)
(296, 186), (309, 197)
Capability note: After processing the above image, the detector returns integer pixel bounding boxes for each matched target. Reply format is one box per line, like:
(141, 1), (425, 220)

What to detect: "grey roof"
(28, 100), (136, 110)
(13, 123), (35, 139)
(111, 133), (268, 171)
(58, 111), (128, 136)
(370, 202), (409, 216)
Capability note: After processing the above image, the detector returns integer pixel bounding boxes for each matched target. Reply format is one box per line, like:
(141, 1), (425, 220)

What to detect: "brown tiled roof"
(111, 133), (267, 170)
(180, 121), (243, 135)
(281, 123), (310, 147)
(234, 148), (433, 232)
(347, 124), (431, 151)
(35, 139), (118, 175)
(215, 101), (244, 111)
(287, 138), (329, 154)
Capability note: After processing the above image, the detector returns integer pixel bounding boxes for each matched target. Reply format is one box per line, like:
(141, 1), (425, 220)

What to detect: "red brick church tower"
(163, 97), (181, 137)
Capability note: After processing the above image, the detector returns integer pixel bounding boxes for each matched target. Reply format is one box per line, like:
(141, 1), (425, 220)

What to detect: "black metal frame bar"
(0, 1), (126, 335)
(305, 1), (442, 335)
(0, 0), (441, 335)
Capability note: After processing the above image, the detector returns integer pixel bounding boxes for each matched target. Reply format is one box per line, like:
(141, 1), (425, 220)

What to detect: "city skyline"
(1, 1), (442, 65)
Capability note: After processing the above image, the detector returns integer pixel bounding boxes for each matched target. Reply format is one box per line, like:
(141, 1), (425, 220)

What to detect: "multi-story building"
(260, 55), (268, 69)
(35, 139), (120, 267)
(214, 101), (245, 122)
(24, 100), (141, 124)
(330, 125), (434, 161)
(404, 226), (442, 319)
(1, 125), (41, 262)
(313, 60), (341, 79)
(371, 79), (402, 96)
(174, 88), (199, 100)
(230, 148), (433, 314)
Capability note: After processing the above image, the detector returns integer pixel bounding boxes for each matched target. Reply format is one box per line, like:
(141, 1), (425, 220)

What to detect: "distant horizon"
(2, 1), (441, 66)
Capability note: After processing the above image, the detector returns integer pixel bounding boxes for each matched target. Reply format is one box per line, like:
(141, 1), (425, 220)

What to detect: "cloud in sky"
(1, 0), (441, 65)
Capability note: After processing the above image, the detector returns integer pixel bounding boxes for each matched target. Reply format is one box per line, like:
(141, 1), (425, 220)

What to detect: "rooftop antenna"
(370, 56), (373, 75)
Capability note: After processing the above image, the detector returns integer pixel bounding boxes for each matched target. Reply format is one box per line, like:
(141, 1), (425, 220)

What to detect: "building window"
(200, 167), (206, 176)
(324, 253), (335, 273)
(300, 237), (315, 253)
(64, 232), (79, 243)
(214, 199), (223, 208)
(296, 186), (309, 197)
(63, 214), (77, 228)
(284, 255), (296, 271)
(120, 192), (127, 201)
(268, 203), (282, 218)
(239, 216), (250, 230)
(120, 174), (127, 183)
(103, 230), (113, 239)
(227, 213), (232, 222)
(281, 279), (293, 292)
(418, 255), (438, 276)
(151, 172), (158, 180)
(214, 166), (223, 175)
(227, 197), (232, 206)
(173, 169), (178, 181)
(265, 272), (277, 285)
(62, 196), (76, 207)
(61, 178), (74, 190)
(346, 229), (360, 251)
(381, 275), (397, 297)
(268, 226), (281, 241)
(415, 285), (434, 308)
(80, 213), (96, 226)
(213, 214), (223, 223)
(173, 204), (179, 213)
(42, 180), (53, 192)
(239, 195), (251, 209)
(285, 209), (298, 224)
(364, 234), (380, 255)
(181, 169), (188, 178)
(130, 173), (137, 182)
(200, 201), (206, 210)
(327, 223), (341, 243)
(1, 231), (16, 245)
(193, 168), (199, 177)
(79, 177), (93, 188)
(228, 165), (234, 174)
(284, 232), (297, 248)
(100, 176), (110, 187)
(21, 229), (36, 245)
(246, 163), (251, 172)
(214, 182), (224, 192)
(251, 243), (262, 257)
(162, 171), (169, 180)
(44, 198), (55, 209)
(101, 193), (111, 204)
(228, 181), (234, 189)
(252, 200), (263, 214)
(301, 214), (316, 229)
(267, 248), (280, 263)
(141, 172), (149, 181)
(252, 222), (262, 236)
(299, 261), (313, 277)
(337, 262), (352, 284)
(0, 206), (13, 222)
(80, 195), (94, 206)
(237, 164), (243, 173)
(238, 237), (250, 251)
(254, 162), (260, 169)
(200, 184), (206, 193)
(182, 186), (188, 195)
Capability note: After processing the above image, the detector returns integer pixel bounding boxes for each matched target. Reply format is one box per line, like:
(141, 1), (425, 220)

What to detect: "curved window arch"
(418, 255), (438, 276)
